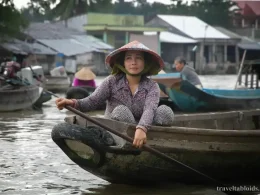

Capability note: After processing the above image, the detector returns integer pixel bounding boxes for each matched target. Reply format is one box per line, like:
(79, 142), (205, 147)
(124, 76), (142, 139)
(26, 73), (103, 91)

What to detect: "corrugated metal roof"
(237, 42), (260, 50)
(72, 35), (114, 50)
(235, 1), (260, 16)
(1, 42), (27, 55)
(24, 22), (85, 40)
(38, 39), (95, 56)
(1, 39), (57, 55)
(158, 15), (229, 39)
(144, 31), (198, 43)
(214, 26), (241, 39)
(23, 23), (114, 56)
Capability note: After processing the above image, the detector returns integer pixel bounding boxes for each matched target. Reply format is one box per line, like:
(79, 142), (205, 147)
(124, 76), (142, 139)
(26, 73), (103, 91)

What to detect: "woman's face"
(174, 60), (184, 72)
(124, 51), (145, 75)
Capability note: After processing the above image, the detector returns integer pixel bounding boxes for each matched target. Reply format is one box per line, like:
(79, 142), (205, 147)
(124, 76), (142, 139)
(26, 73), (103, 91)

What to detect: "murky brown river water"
(0, 75), (259, 195)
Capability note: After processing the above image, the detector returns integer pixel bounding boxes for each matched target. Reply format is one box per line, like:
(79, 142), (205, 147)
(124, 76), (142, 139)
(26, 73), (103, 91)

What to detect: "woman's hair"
(175, 56), (187, 65)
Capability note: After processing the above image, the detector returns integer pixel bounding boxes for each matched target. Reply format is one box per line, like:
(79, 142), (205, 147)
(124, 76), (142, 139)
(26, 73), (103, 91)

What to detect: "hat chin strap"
(113, 64), (151, 76)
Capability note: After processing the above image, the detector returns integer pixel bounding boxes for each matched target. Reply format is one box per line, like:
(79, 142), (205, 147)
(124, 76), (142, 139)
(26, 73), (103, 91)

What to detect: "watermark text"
(217, 185), (260, 192)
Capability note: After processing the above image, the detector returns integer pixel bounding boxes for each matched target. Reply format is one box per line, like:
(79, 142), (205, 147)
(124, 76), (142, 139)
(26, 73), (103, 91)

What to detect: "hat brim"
(75, 68), (96, 80)
(105, 47), (164, 71)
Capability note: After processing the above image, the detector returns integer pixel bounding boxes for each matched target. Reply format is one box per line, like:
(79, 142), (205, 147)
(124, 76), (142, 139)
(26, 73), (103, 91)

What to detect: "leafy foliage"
(0, 0), (28, 41)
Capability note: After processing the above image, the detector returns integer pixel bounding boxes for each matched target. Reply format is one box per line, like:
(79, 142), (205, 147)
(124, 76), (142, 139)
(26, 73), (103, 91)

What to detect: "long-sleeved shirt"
(181, 65), (202, 87)
(73, 73), (160, 132)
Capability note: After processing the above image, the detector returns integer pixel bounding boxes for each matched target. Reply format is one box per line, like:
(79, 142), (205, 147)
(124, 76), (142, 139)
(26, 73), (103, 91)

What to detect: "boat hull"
(45, 76), (71, 92)
(34, 91), (52, 107)
(0, 85), (40, 111)
(151, 73), (260, 112)
(171, 80), (260, 112)
(52, 110), (260, 184)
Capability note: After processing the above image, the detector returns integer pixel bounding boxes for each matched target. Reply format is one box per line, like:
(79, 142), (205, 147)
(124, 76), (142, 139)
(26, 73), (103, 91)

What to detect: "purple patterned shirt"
(73, 74), (160, 132)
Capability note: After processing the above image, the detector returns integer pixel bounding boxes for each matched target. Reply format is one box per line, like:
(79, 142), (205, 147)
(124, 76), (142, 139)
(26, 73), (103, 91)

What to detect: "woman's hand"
(55, 98), (74, 110)
(133, 128), (147, 148)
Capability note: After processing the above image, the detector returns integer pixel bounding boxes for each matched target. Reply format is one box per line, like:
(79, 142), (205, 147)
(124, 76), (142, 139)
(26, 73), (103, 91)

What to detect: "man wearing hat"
(56, 40), (174, 148)
(72, 67), (96, 88)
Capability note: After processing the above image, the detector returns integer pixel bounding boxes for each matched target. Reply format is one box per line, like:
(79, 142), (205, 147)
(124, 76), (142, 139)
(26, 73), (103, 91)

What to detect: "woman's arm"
(73, 76), (113, 112)
(136, 82), (160, 132)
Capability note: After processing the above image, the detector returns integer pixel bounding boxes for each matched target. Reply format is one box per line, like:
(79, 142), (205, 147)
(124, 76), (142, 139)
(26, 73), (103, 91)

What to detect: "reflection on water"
(82, 183), (228, 195)
(0, 75), (259, 195)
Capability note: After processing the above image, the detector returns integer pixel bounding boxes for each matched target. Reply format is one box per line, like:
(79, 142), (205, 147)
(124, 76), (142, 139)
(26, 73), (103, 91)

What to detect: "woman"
(56, 40), (174, 148)
(174, 56), (203, 89)
(72, 67), (96, 88)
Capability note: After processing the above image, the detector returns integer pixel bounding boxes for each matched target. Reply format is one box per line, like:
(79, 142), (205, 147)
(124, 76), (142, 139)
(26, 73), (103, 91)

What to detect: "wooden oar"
(60, 104), (243, 195)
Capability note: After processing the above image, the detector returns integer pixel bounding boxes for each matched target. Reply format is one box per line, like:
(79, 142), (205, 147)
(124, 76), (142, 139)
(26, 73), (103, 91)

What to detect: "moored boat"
(45, 75), (71, 93)
(151, 71), (260, 112)
(168, 80), (260, 112)
(52, 108), (260, 185)
(0, 84), (41, 111)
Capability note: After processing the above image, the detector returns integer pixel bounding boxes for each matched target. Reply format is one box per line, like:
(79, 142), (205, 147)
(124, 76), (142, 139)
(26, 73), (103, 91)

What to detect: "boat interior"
(65, 108), (260, 132)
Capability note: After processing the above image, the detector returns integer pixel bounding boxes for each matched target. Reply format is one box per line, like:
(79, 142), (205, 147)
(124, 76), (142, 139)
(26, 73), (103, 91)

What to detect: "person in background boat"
(55, 40), (174, 148)
(72, 67), (96, 88)
(3, 61), (21, 79)
(174, 56), (203, 89)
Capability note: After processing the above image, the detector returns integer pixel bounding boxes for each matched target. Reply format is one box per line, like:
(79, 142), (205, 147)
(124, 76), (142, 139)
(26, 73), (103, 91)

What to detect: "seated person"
(174, 56), (203, 89)
(55, 40), (174, 148)
(72, 67), (96, 88)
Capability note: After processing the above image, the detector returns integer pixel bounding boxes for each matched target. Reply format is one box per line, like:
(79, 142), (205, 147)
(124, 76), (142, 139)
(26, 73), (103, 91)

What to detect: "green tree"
(169, 0), (190, 15)
(51, 0), (113, 20)
(0, 0), (28, 41)
(188, 0), (239, 28)
(20, 0), (54, 22)
(113, 0), (135, 14)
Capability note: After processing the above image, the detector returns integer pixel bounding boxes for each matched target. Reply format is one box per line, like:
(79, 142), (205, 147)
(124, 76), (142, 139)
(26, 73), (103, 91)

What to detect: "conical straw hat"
(105, 40), (164, 72)
(75, 67), (96, 80)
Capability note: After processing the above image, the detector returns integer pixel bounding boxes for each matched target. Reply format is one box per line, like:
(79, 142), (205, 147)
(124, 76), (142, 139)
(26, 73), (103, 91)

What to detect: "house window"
(227, 45), (236, 63)
(204, 45), (213, 63)
(215, 45), (224, 63)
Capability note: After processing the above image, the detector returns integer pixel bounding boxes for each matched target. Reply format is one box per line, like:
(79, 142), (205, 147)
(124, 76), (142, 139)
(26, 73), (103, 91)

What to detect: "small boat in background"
(45, 66), (71, 93)
(45, 75), (71, 92)
(0, 62), (43, 111)
(19, 66), (52, 107)
(151, 58), (260, 112)
(167, 80), (260, 112)
(0, 84), (41, 112)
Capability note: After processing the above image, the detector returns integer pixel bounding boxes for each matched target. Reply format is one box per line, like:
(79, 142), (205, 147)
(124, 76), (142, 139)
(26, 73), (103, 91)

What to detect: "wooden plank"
(174, 109), (260, 121)
(174, 111), (238, 121)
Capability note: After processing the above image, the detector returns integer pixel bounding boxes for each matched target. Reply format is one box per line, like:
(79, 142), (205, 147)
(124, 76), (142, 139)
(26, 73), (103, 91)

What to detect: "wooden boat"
(66, 86), (96, 99)
(34, 91), (52, 107)
(52, 109), (260, 185)
(168, 80), (260, 112)
(18, 66), (52, 107)
(45, 75), (71, 92)
(0, 84), (41, 111)
(151, 72), (260, 112)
